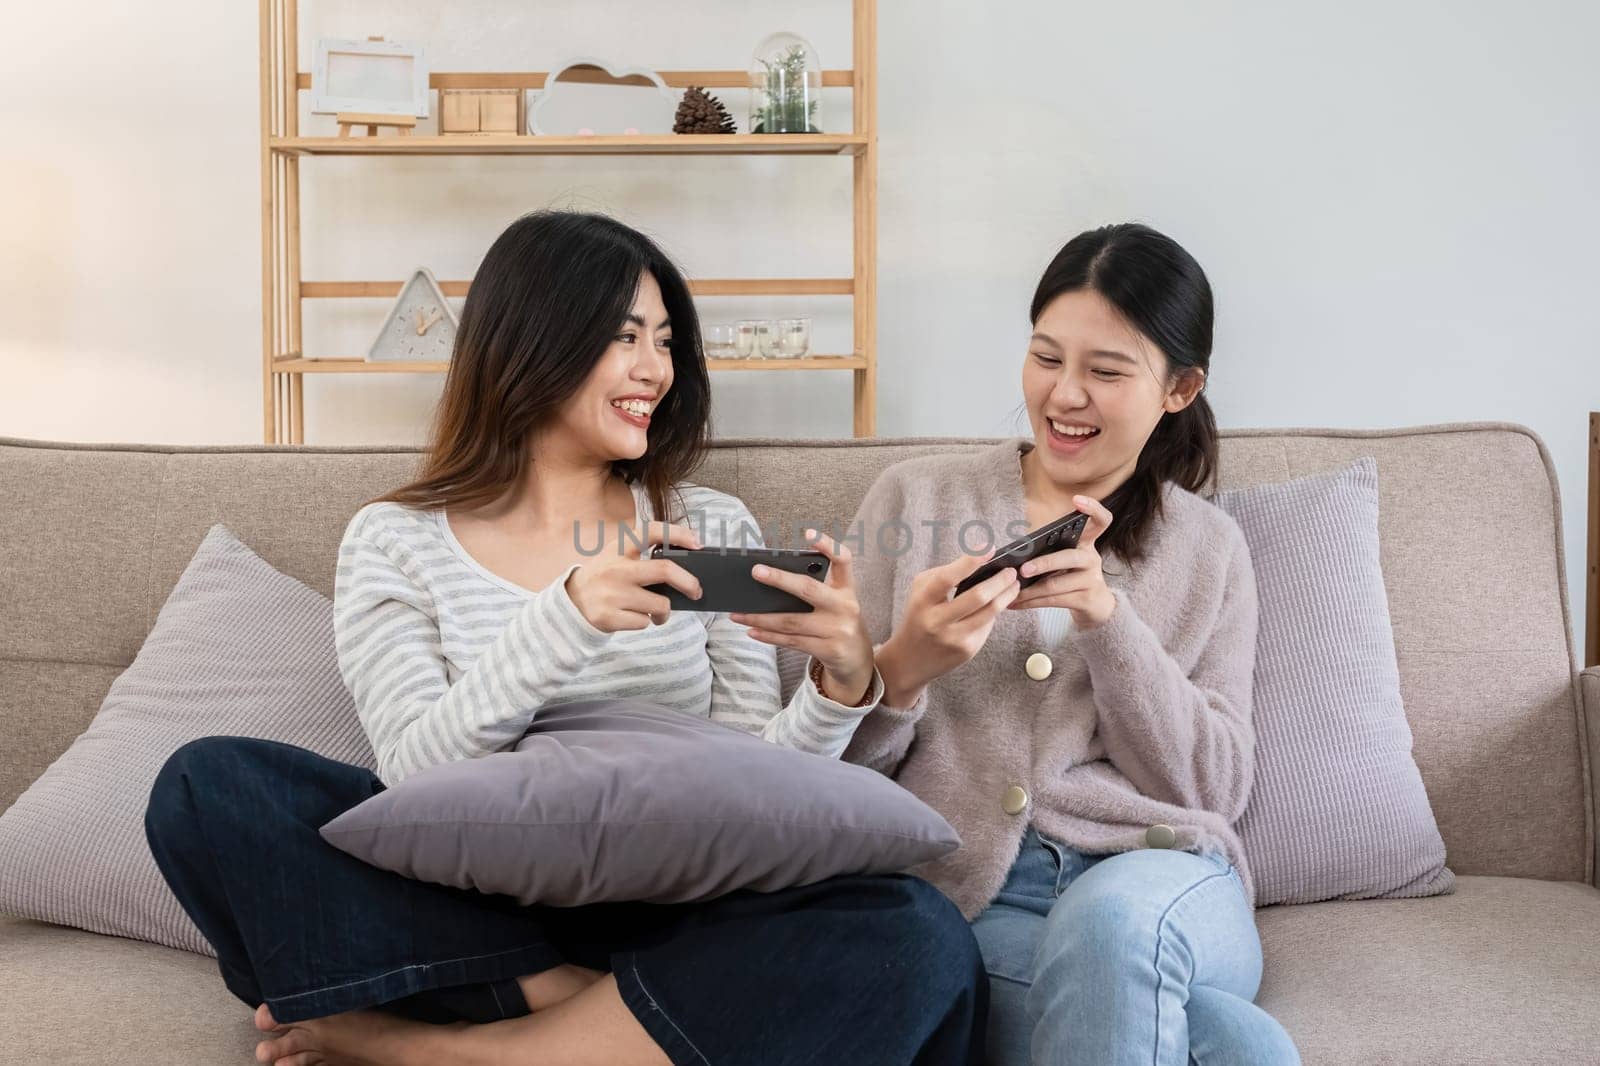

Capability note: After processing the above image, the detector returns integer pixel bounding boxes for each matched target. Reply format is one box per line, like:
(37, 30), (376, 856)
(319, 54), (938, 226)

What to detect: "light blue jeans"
(972, 827), (1300, 1066)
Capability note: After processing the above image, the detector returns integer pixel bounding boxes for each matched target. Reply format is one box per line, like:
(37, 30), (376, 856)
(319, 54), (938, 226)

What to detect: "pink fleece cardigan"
(843, 438), (1261, 917)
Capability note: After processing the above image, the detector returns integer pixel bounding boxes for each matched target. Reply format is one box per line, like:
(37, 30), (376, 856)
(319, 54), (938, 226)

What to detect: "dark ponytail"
(1030, 223), (1218, 565)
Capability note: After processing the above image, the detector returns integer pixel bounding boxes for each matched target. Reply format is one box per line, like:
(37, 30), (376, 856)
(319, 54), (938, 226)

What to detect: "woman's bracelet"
(810, 657), (875, 707)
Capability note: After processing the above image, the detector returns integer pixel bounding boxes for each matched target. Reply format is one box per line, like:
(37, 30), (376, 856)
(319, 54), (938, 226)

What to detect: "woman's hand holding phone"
(875, 550), (1023, 710)
(566, 521), (705, 633)
(729, 529), (876, 706)
(1007, 495), (1117, 628)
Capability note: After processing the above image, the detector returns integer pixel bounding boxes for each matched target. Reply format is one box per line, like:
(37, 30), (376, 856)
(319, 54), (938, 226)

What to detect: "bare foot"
(253, 1002), (465, 1066)
(256, 975), (670, 1066)
(516, 963), (606, 1011)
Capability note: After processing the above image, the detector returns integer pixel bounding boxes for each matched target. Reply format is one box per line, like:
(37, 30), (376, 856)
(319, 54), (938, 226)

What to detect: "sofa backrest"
(0, 423), (1590, 882)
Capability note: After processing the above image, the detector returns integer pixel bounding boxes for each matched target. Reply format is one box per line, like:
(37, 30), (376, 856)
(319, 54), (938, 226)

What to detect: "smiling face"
(1022, 287), (1204, 502)
(548, 271), (675, 465)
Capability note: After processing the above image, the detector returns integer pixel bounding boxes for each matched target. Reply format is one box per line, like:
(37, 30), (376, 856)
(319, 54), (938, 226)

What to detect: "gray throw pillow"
(320, 699), (961, 906)
(0, 525), (376, 955)
(1215, 458), (1454, 905)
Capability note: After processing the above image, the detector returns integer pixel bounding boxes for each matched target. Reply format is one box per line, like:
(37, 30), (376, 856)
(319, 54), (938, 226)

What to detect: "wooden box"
(440, 89), (522, 135)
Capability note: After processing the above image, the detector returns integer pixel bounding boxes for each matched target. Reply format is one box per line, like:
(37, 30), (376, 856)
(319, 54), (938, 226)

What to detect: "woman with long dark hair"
(144, 210), (986, 1066)
(835, 223), (1300, 1064)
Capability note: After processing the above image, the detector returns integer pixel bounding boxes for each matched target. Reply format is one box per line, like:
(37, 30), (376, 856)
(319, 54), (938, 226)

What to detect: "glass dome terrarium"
(749, 32), (822, 134)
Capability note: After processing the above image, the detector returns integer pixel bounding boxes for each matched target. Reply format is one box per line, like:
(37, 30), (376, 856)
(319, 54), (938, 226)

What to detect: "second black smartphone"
(646, 545), (831, 614)
(952, 511), (1090, 597)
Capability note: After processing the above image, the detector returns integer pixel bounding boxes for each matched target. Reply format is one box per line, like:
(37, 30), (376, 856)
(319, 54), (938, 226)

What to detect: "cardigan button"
(1024, 652), (1053, 681)
(1145, 824), (1177, 849)
(1002, 786), (1030, 816)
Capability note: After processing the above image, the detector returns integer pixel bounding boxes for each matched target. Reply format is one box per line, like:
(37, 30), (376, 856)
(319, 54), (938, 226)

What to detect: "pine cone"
(673, 86), (737, 134)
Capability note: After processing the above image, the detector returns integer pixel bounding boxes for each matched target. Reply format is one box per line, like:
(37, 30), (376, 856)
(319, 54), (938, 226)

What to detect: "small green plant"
(752, 44), (819, 134)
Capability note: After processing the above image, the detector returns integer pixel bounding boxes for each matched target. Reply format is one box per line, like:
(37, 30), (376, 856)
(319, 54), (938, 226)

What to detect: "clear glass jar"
(754, 320), (783, 359)
(734, 319), (763, 359)
(749, 32), (822, 134)
(704, 322), (737, 359)
(776, 317), (812, 358)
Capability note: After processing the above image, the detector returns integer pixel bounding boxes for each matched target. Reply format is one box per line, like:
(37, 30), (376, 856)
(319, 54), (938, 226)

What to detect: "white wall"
(3, 0), (1596, 653)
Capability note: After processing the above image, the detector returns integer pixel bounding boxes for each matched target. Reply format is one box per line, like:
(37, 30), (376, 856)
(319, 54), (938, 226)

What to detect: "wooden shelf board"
(294, 70), (856, 91)
(273, 356), (868, 374)
(271, 359), (452, 374)
(300, 279), (855, 298)
(271, 134), (865, 157)
(708, 356), (868, 371)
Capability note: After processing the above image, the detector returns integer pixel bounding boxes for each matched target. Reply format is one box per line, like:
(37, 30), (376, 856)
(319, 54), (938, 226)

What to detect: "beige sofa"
(2, 422), (1597, 1064)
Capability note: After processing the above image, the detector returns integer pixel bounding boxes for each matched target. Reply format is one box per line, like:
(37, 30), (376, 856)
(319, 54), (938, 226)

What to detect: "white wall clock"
(366, 268), (459, 362)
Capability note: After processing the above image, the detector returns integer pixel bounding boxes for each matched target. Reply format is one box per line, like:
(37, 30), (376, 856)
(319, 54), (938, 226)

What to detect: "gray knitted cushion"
(1216, 458), (1454, 904)
(0, 525), (375, 954)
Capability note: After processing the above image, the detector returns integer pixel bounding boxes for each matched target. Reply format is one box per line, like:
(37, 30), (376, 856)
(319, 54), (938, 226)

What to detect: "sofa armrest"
(1585, 666), (1600, 887)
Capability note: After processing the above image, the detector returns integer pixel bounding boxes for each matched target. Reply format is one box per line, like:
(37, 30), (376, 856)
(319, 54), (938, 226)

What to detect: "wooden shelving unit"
(259, 2), (878, 443)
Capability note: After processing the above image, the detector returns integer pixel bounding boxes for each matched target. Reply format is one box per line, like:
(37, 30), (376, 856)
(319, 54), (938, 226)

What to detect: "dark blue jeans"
(144, 736), (987, 1065)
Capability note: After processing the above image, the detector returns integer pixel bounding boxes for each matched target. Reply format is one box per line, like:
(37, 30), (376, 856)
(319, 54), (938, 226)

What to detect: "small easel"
(335, 112), (417, 138)
(334, 36), (418, 137)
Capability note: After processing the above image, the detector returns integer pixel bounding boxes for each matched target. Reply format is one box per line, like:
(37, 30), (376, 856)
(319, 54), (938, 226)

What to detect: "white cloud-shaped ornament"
(527, 59), (677, 136)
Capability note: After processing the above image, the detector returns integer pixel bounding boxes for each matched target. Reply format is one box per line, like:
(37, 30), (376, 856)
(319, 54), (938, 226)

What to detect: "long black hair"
(371, 210), (712, 522)
(1030, 222), (1218, 564)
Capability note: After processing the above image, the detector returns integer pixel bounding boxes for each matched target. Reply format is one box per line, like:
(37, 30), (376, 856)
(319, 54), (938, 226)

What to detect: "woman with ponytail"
(826, 224), (1300, 1064)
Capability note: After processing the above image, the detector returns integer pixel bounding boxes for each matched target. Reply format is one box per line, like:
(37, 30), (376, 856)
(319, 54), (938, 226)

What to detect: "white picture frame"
(311, 38), (430, 118)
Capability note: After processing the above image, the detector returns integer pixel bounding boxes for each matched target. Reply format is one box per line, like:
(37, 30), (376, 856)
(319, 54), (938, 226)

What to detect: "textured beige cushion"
(1257, 875), (1600, 1063)
(0, 915), (257, 1063)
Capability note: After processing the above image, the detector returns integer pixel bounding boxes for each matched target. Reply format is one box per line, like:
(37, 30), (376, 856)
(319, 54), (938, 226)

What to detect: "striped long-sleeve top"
(333, 479), (883, 785)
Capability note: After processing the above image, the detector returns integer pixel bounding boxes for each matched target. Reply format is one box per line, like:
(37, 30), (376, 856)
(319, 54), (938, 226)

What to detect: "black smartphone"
(645, 546), (831, 614)
(952, 511), (1090, 597)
